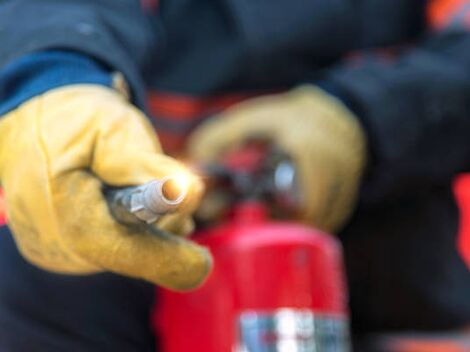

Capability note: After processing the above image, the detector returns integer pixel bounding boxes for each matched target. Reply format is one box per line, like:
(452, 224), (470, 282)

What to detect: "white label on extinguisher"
(235, 309), (350, 352)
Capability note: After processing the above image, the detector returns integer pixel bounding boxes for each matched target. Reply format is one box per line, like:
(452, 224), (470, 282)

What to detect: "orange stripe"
(427, 0), (470, 29)
(147, 91), (273, 120)
(147, 90), (282, 153)
(454, 174), (470, 269)
(147, 92), (258, 154)
(393, 340), (467, 352)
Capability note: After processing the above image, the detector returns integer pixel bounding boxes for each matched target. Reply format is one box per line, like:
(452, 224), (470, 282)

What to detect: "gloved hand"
(188, 86), (367, 233)
(0, 85), (212, 290)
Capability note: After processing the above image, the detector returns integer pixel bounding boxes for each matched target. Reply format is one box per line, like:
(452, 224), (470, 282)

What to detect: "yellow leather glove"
(0, 85), (212, 291)
(188, 86), (367, 233)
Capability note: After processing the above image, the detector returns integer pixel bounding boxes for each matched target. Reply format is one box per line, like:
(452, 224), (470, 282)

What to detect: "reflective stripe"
(388, 339), (470, 352)
(147, 91), (256, 120)
(147, 91), (267, 153)
(428, 0), (470, 29)
(236, 309), (350, 352)
(454, 175), (470, 270)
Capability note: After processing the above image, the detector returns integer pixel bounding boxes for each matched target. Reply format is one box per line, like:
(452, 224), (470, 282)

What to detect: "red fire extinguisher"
(153, 143), (352, 352)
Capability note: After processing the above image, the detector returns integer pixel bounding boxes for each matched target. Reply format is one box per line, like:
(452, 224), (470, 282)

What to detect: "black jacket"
(0, 0), (470, 349)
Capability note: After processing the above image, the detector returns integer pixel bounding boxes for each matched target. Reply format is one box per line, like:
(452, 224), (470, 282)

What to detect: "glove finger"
(278, 136), (359, 233)
(154, 214), (195, 237)
(88, 102), (204, 214)
(53, 171), (212, 290)
(35, 86), (203, 214)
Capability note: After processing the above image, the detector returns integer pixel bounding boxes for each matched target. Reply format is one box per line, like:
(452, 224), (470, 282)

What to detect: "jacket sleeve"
(326, 0), (470, 204)
(0, 0), (158, 108)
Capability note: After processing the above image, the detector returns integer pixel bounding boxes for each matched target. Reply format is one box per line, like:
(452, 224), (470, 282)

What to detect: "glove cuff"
(0, 51), (114, 117)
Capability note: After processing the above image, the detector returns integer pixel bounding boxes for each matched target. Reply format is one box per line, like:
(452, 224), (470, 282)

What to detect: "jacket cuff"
(0, 51), (113, 116)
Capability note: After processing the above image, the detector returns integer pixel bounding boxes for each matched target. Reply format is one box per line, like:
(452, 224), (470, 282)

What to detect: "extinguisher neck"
(231, 201), (269, 223)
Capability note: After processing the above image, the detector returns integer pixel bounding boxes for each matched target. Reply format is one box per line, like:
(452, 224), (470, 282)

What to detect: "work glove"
(0, 85), (212, 290)
(188, 86), (367, 233)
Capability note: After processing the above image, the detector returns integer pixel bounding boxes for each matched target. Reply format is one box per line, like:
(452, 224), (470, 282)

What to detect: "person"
(0, 0), (469, 350)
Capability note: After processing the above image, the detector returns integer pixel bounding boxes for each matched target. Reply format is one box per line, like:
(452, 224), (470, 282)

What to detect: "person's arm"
(0, 1), (212, 289)
(0, 50), (114, 116)
(324, 0), (470, 204)
(0, 0), (158, 108)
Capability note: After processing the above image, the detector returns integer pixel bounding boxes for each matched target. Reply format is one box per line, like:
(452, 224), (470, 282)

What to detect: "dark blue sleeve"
(0, 51), (113, 116)
(0, 0), (158, 109)
(323, 28), (470, 204)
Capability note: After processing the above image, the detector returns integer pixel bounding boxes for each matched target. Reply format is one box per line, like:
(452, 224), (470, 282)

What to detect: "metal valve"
(105, 176), (187, 226)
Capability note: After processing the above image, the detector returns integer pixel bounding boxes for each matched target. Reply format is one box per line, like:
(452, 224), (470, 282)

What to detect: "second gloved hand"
(0, 85), (212, 291)
(188, 86), (367, 233)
